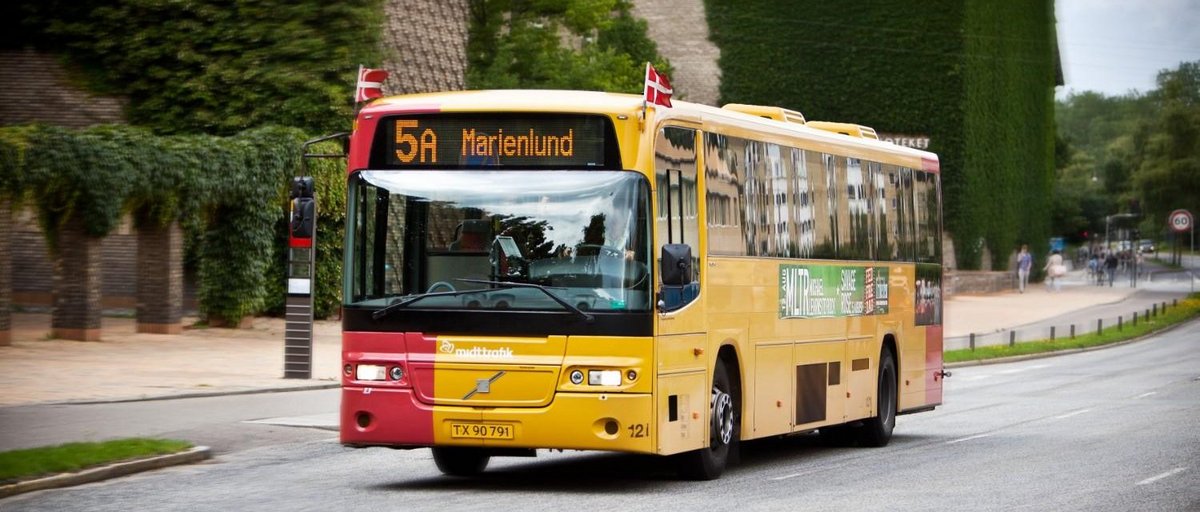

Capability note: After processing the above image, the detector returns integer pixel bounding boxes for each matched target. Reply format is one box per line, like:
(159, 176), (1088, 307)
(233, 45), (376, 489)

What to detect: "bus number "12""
(627, 423), (648, 438)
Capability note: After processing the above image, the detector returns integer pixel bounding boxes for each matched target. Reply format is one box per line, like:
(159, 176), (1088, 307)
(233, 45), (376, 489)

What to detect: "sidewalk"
(0, 313), (342, 407)
(944, 277), (1137, 338)
(0, 270), (1178, 408)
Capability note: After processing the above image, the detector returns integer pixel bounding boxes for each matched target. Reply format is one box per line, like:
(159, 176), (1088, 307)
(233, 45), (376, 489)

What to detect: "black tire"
(678, 358), (739, 480)
(431, 447), (490, 477)
(856, 347), (897, 447)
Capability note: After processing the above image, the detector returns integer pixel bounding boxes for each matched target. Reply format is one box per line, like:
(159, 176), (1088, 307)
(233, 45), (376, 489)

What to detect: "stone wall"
(945, 271), (1014, 296)
(0, 49), (126, 128)
(630, 0), (722, 106)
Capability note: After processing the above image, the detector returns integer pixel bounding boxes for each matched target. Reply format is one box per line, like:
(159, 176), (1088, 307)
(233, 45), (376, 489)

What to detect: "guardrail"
(945, 298), (1184, 351)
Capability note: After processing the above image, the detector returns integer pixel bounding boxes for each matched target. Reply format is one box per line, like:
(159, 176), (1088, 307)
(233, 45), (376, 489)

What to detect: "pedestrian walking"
(1043, 250), (1065, 292)
(1017, 244), (1033, 293)
(1104, 250), (1118, 287)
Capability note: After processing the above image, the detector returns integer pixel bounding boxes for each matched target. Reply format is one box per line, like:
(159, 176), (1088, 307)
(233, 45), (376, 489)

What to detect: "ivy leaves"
(0, 124), (324, 325)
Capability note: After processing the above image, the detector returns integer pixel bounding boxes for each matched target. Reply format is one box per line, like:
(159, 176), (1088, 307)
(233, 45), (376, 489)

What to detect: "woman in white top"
(1043, 250), (1065, 292)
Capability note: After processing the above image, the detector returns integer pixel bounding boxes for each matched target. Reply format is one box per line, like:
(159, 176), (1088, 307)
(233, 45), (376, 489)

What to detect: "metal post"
(1009, 331), (1015, 347)
(1133, 311), (1138, 326)
(1070, 324), (1075, 339)
(283, 132), (349, 380)
(1050, 326), (1056, 340)
(1118, 315), (1123, 331)
(969, 333), (975, 351)
(285, 175), (317, 380)
(1097, 318), (1103, 334)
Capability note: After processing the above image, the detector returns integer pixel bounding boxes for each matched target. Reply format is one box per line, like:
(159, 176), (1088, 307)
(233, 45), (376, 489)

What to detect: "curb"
(0, 446), (212, 499)
(35, 382), (341, 407)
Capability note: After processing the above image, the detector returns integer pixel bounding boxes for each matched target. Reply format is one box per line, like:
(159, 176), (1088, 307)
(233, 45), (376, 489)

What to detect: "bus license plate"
(450, 423), (514, 440)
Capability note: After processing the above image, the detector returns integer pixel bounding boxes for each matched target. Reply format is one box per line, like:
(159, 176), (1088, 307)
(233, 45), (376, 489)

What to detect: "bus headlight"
(588, 370), (621, 386)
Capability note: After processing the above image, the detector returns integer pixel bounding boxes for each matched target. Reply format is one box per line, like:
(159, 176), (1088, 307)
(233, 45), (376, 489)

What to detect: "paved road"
(5, 320), (1198, 511)
(0, 389), (337, 453)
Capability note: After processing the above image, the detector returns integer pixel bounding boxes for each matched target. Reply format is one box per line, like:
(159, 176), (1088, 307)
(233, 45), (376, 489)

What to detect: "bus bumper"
(341, 386), (655, 453)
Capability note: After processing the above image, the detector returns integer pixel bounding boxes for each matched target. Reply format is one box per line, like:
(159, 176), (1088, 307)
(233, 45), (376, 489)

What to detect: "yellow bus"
(340, 90), (944, 479)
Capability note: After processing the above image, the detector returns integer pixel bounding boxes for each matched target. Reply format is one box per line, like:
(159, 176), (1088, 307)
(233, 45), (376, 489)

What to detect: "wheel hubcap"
(711, 386), (733, 446)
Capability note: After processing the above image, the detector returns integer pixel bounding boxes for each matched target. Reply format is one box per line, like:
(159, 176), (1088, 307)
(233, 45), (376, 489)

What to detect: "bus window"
(914, 170), (942, 264)
(704, 132), (744, 256)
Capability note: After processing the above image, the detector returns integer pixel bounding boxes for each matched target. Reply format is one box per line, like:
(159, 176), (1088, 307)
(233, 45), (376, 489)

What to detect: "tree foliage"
(706, 1), (1057, 270)
(1133, 62), (1200, 238)
(1055, 61), (1200, 246)
(0, 125), (345, 324)
(466, 0), (671, 93)
(5, 0), (382, 136)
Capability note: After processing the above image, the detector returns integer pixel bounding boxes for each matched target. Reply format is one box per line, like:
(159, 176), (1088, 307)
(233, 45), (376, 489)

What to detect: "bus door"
(652, 125), (708, 455)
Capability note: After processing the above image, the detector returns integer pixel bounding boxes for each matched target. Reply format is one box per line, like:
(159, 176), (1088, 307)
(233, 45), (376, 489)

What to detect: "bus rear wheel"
(678, 358), (739, 480)
(857, 347), (897, 447)
(431, 447), (490, 477)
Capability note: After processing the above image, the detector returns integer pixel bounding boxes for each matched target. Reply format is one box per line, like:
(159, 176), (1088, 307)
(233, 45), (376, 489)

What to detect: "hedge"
(0, 125), (344, 324)
(705, 1), (1057, 270)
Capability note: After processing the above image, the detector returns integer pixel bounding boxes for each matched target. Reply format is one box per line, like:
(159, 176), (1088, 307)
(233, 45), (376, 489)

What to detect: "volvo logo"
(462, 371), (506, 400)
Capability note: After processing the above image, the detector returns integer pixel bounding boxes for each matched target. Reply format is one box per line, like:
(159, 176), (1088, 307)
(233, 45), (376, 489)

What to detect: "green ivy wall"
(706, 1), (1057, 270)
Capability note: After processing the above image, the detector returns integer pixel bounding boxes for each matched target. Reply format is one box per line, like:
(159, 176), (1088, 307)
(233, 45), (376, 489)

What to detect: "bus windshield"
(346, 170), (652, 313)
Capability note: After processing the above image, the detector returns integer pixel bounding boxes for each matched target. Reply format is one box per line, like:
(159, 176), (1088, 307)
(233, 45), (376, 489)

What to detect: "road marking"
(1136, 467), (1187, 486)
(946, 433), (991, 445)
(771, 468), (821, 481)
(1053, 408), (1092, 420)
(997, 364), (1051, 375)
(1134, 392), (1157, 399)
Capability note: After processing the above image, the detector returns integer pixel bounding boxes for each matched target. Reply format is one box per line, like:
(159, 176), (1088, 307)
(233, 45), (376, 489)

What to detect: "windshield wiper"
(371, 289), (478, 320)
(458, 279), (594, 323)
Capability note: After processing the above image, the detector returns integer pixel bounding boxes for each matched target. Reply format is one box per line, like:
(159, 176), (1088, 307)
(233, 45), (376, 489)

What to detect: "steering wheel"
(426, 281), (456, 293)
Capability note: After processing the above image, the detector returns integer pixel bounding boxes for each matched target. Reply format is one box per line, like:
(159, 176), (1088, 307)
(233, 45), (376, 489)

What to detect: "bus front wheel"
(431, 447), (490, 477)
(678, 358), (739, 480)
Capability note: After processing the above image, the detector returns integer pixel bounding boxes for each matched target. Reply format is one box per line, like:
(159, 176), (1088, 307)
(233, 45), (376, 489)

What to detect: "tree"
(1132, 62), (1200, 243)
(466, 0), (671, 93)
(7, 0), (382, 136)
(1051, 139), (1109, 244)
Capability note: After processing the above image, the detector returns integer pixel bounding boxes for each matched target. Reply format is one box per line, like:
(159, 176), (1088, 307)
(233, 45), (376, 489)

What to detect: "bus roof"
(360, 90), (940, 173)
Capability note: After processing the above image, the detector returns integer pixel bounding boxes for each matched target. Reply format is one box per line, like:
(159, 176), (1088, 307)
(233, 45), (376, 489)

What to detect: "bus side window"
(655, 126), (700, 311)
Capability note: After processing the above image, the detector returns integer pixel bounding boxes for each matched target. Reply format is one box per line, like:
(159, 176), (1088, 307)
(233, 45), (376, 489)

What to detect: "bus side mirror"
(661, 244), (692, 286)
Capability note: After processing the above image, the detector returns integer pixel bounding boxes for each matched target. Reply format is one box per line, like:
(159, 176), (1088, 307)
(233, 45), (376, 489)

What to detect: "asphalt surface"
(2, 319), (1197, 511)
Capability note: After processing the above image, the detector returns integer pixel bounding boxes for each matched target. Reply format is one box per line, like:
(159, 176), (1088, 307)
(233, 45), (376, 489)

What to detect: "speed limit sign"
(1169, 209), (1193, 233)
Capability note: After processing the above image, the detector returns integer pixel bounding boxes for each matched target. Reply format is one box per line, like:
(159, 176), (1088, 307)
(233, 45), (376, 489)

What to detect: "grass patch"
(0, 438), (192, 484)
(946, 293), (1200, 364)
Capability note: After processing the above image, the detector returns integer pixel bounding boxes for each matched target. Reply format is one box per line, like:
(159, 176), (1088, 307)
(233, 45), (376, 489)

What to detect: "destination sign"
(375, 114), (613, 169)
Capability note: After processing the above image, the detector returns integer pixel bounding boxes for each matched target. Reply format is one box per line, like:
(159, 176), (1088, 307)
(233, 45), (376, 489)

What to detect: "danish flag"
(644, 63), (673, 108)
(355, 65), (389, 103)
